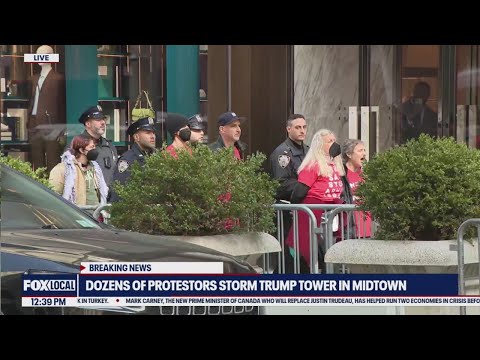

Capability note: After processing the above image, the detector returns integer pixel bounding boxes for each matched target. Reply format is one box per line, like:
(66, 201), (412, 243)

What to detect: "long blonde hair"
(298, 128), (345, 177)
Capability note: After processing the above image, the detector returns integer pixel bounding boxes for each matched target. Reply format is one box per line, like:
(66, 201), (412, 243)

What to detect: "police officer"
(78, 105), (118, 186)
(269, 114), (309, 273)
(187, 114), (205, 144)
(269, 114), (309, 202)
(109, 117), (156, 202)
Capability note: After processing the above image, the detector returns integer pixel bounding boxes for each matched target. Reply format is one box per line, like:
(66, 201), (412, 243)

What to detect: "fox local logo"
(24, 53), (60, 63)
(23, 279), (76, 291)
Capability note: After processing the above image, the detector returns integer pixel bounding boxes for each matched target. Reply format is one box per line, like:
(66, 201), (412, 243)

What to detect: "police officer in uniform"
(78, 105), (118, 186)
(187, 114), (206, 144)
(109, 117), (156, 202)
(269, 114), (309, 202)
(269, 114), (309, 273)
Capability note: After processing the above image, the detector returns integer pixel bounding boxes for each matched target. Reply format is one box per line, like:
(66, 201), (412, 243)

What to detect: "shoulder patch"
(118, 160), (129, 173)
(278, 154), (291, 168)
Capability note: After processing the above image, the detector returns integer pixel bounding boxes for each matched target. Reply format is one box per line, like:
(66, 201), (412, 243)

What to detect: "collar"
(285, 137), (307, 156)
(82, 130), (110, 146)
(132, 142), (154, 156)
(216, 136), (244, 151)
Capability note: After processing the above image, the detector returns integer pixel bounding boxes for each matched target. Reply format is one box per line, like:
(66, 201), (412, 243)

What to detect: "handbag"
(131, 90), (155, 121)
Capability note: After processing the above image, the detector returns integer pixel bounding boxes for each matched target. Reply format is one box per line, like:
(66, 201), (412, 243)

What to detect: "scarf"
(61, 150), (77, 203)
(92, 160), (109, 205)
(61, 150), (109, 205)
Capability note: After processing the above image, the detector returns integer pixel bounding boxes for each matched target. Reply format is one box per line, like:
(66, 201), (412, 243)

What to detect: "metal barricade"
(324, 205), (377, 274)
(271, 203), (362, 274)
(457, 218), (480, 315)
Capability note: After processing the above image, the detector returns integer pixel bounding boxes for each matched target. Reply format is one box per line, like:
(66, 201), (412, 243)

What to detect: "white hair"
(298, 128), (344, 177)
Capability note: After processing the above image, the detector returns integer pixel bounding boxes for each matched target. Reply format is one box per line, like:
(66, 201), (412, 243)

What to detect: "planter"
(164, 232), (281, 273)
(324, 239), (480, 315)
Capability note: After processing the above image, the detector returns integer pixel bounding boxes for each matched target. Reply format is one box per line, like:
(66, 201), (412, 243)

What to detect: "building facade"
(1, 45), (478, 170)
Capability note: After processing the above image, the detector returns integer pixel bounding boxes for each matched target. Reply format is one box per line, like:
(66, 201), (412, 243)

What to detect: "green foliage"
(110, 145), (278, 236)
(356, 135), (480, 240)
(0, 153), (51, 188)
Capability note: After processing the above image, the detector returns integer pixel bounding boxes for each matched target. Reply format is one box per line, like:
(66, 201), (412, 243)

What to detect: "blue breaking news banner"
(22, 274), (458, 297)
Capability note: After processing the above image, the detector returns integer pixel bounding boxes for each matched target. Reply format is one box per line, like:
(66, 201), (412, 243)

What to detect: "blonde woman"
(286, 129), (344, 272)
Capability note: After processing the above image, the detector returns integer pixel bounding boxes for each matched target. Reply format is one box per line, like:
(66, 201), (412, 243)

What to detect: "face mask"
(86, 148), (99, 161)
(178, 128), (191, 142)
(329, 142), (341, 158)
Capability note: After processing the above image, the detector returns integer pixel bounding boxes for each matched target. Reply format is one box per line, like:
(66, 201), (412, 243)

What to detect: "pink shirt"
(346, 168), (363, 196)
(298, 163), (343, 202)
(346, 168), (372, 238)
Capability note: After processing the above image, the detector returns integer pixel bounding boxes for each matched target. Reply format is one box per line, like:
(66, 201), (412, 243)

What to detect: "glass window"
(93, 45), (167, 150)
(456, 45), (480, 149)
(199, 45), (208, 143)
(400, 45), (440, 144)
(1, 45), (67, 173)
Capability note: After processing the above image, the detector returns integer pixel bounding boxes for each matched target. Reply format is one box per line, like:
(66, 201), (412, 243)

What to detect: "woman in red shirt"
(286, 129), (344, 272)
(341, 139), (372, 238)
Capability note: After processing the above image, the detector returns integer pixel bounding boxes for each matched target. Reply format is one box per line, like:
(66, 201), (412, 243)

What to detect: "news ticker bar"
(21, 296), (480, 307)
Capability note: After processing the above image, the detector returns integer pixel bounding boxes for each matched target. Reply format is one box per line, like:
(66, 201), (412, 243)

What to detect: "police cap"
(127, 117), (156, 136)
(188, 114), (204, 130)
(78, 105), (107, 124)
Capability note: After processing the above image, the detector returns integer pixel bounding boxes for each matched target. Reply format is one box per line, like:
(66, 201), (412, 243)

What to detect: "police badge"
(118, 160), (129, 173)
(278, 154), (290, 168)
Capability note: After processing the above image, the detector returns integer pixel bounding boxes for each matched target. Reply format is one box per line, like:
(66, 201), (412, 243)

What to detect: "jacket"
(82, 130), (118, 186)
(208, 136), (247, 160)
(269, 137), (309, 201)
(28, 70), (66, 129)
(109, 142), (152, 202)
(49, 152), (108, 206)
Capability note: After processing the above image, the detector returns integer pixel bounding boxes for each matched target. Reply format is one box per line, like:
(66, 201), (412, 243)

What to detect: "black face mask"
(86, 148), (99, 161)
(178, 128), (191, 142)
(329, 142), (341, 158)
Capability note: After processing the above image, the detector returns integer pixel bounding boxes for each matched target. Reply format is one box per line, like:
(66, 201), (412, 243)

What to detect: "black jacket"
(269, 137), (309, 201)
(109, 142), (152, 202)
(82, 130), (118, 186)
(208, 136), (247, 160)
(401, 102), (438, 142)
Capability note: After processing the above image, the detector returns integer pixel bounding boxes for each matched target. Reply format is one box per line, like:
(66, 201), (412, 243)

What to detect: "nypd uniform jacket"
(109, 142), (151, 202)
(269, 137), (309, 201)
(82, 130), (118, 186)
